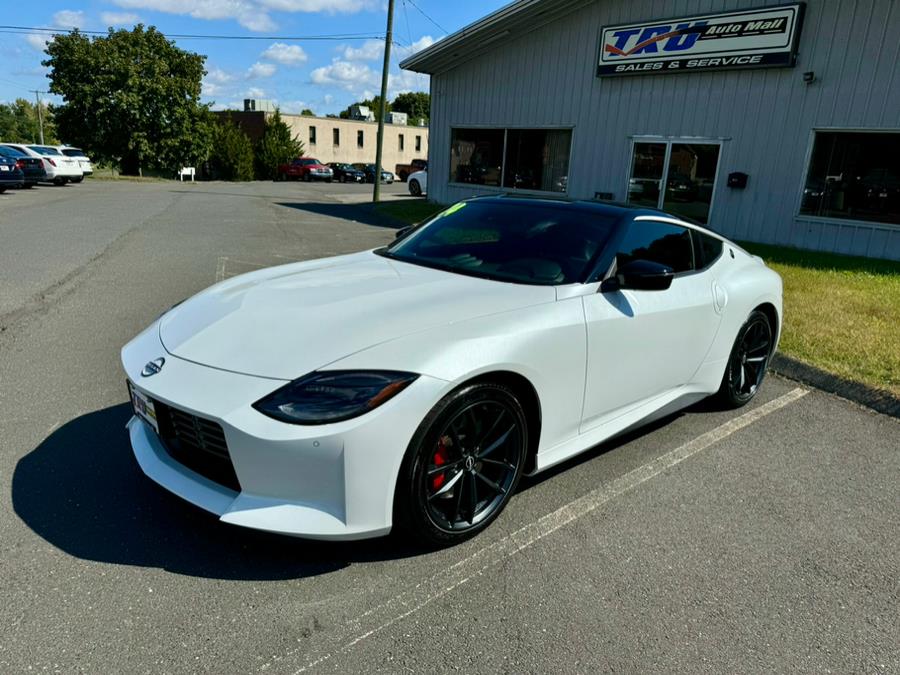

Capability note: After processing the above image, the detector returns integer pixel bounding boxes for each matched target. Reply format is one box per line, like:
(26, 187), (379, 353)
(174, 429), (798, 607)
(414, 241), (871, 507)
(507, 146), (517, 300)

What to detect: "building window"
(309, 126), (317, 145)
(801, 132), (900, 225)
(450, 128), (572, 192)
(333, 128), (340, 146)
(503, 129), (571, 193)
(399, 134), (405, 151)
(627, 140), (721, 225)
(415, 135), (422, 152)
(358, 130), (364, 148)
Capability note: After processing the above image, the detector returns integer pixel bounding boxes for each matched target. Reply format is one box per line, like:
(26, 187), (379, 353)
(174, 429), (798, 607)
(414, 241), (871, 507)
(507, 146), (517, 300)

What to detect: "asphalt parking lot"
(1, 181), (897, 673)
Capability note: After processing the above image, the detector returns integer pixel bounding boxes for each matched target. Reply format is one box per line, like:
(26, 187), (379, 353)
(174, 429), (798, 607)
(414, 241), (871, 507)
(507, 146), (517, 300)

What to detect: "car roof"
(463, 194), (731, 241)
(467, 194), (664, 218)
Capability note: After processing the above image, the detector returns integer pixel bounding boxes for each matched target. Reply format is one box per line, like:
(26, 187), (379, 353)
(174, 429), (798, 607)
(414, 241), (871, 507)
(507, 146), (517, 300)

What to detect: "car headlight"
(252, 370), (419, 425)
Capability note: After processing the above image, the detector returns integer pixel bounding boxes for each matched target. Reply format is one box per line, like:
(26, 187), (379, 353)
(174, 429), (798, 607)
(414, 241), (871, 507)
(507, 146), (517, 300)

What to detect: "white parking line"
(264, 387), (809, 674)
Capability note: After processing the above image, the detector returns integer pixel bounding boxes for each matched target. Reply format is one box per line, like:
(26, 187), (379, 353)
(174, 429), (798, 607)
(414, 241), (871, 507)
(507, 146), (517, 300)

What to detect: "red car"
(276, 157), (334, 182)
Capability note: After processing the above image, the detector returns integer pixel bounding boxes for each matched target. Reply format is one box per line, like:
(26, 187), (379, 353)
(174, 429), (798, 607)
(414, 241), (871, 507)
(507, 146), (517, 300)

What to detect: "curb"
(770, 354), (900, 419)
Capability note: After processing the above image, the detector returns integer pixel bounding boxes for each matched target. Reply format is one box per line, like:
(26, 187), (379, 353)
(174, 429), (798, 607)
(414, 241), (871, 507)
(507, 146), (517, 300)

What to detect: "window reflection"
(801, 132), (900, 225)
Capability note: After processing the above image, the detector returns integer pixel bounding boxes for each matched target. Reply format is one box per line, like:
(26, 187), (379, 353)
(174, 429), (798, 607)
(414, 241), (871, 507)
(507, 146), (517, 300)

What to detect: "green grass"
(740, 242), (900, 396)
(374, 200), (446, 225)
(372, 198), (900, 395)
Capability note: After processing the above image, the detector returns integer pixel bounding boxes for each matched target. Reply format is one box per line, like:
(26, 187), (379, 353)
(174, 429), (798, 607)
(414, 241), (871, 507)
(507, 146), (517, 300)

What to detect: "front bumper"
(122, 323), (448, 540)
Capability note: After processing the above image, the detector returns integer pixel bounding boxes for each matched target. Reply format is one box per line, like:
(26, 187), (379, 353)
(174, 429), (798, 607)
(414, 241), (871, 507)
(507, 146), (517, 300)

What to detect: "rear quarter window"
(692, 230), (725, 270)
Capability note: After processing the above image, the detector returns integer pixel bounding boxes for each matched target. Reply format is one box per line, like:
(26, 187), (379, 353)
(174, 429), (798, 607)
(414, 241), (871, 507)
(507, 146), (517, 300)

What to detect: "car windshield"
(381, 201), (618, 286)
(0, 146), (26, 158)
(303, 159), (320, 165)
(31, 146), (61, 156)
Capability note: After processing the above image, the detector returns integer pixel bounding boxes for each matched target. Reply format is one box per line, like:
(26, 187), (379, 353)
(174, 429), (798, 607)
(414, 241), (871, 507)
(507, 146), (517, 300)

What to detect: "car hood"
(159, 251), (556, 380)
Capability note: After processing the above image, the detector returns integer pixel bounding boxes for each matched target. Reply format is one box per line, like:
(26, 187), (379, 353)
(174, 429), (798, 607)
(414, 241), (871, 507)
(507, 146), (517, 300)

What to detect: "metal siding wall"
(427, 0), (900, 260)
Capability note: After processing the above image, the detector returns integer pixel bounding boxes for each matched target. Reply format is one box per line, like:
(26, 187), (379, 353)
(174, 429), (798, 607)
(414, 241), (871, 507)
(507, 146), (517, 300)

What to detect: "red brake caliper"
(432, 437), (450, 491)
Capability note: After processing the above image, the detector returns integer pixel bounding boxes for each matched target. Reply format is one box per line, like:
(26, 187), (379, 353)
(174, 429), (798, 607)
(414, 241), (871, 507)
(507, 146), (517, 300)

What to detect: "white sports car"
(122, 197), (782, 546)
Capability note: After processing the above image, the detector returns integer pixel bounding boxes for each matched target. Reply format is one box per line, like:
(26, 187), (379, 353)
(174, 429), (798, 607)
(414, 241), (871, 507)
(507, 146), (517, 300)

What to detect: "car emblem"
(141, 358), (165, 377)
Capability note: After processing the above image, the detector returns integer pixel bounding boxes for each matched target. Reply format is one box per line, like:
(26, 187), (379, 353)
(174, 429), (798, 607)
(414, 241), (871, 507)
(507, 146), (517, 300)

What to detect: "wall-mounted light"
(803, 71), (816, 84)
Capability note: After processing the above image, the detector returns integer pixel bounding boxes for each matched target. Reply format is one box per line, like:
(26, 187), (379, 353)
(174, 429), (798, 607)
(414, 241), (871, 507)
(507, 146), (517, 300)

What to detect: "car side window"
(692, 230), (725, 270)
(616, 220), (694, 273)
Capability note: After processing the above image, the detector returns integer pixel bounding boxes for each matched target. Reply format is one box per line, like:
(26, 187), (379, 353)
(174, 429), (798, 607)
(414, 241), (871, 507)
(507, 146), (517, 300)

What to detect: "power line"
(405, 0), (447, 35)
(0, 25), (387, 42)
(402, 0), (414, 48)
(0, 76), (36, 92)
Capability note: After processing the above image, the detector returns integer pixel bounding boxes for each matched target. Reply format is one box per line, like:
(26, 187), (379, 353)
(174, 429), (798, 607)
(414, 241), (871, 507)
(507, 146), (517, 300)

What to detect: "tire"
(53, 177), (66, 186)
(0, 187), (6, 194)
(340, 175), (346, 183)
(23, 183), (34, 189)
(714, 310), (774, 409)
(72, 176), (84, 183)
(399, 171), (408, 182)
(409, 179), (422, 197)
(394, 382), (528, 548)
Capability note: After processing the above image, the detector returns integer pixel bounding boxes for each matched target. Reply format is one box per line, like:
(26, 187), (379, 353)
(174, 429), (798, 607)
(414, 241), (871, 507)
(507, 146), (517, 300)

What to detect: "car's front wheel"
(395, 382), (528, 547)
(409, 179), (422, 196)
(715, 310), (773, 408)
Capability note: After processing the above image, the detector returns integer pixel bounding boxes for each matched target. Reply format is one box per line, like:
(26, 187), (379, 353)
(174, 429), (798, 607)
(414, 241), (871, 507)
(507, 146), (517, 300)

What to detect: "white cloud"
(245, 87), (266, 98)
(310, 60), (379, 92)
(261, 43), (308, 65)
(341, 39), (384, 61)
(52, 10), (87, 30)
(25, 33), (50, 51)
(247, 62), (277, 78)
(114, 0), (276, 32)
(113, 0), (375, 32)
(388, 69), (430, 98)
(101, 11), (141, 26)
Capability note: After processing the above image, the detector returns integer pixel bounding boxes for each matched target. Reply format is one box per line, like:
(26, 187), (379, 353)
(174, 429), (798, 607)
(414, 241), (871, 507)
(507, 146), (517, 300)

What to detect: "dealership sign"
(598, 3), (805, 77)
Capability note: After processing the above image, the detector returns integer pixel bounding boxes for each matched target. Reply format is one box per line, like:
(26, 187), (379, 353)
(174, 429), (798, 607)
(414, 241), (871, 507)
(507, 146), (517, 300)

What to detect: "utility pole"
(31, 90), (45, 145)
(373, 0), (395, 203)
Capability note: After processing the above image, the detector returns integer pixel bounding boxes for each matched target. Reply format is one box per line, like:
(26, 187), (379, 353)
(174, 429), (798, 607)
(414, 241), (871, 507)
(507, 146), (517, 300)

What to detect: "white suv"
(59, 146), (94, 180)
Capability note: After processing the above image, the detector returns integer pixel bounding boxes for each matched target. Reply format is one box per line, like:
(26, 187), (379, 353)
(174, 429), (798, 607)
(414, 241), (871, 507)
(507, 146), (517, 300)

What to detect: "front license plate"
(128, 381), (159, 434)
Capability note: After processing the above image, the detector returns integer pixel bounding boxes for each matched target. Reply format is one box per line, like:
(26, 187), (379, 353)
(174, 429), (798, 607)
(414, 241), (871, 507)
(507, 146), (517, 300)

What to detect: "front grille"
(153, 400), (241, 492)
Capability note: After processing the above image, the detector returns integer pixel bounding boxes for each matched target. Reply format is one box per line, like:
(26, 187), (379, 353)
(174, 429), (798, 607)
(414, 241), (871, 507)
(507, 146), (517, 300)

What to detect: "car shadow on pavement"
(12, 404), (421, 581)
(276, 201), (406, 230)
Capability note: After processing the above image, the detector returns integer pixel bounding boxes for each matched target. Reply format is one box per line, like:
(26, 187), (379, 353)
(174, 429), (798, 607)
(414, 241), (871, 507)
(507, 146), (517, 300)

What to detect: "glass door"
(627, 140), (721, 224)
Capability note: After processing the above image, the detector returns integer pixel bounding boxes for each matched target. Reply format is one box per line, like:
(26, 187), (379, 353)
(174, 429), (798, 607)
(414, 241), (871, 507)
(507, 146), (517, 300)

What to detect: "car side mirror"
(601, 259), (675, 293)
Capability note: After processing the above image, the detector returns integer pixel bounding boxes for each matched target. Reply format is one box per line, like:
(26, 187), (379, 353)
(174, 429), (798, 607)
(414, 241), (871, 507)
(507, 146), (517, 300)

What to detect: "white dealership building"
(402, 0), (900, 260)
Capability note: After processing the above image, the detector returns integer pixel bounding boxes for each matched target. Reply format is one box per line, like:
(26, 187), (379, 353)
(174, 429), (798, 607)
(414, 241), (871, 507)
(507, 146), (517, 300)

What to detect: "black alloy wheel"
(409, 179), (422, 196)
(395, 383), (528, 547)
(716, 310), (773, 408)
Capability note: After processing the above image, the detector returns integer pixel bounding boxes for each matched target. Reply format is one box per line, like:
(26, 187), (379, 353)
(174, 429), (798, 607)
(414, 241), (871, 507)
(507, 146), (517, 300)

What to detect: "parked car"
(276, 158), (333, 182)
(396, 159), (427, 182)
(27, 145), (82, 184)
(1, 144), (70, 186)
(0, 145), (45, 187)
(353, 163), (394, 184)
(407, 169), (427, 197)
(0, 153), (25, 192)
(122, 197), (783, 546)
(327, 163), (366, 183)
(59, 146), (94, 179)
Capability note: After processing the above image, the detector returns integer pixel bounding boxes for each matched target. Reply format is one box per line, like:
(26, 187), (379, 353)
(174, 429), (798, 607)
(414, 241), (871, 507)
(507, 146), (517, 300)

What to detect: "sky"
(2, 0), (510, 115)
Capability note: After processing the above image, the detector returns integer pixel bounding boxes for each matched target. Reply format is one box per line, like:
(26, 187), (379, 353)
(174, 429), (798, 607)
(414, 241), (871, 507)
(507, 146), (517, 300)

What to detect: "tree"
(391, 92), (430, 126)
(43, 25), (212, 175)
(300, 109), (315, 116)
(209, 120), (254, 181)
(0, 99), (57, 144)
(254, 110), (304, 180)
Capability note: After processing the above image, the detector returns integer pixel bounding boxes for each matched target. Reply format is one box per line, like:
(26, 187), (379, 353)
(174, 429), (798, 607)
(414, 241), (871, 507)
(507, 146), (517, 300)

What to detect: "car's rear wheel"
(395, 383), (528, 547)
(715, 310), (773, 409)
(409, 179), (422, 196)
(53, 177), (66, 186)
(72, 176), (84, 183)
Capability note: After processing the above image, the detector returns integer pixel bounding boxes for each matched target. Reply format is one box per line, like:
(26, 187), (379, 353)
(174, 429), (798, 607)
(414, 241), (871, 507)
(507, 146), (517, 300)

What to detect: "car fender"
(327, 297), (588, 455)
